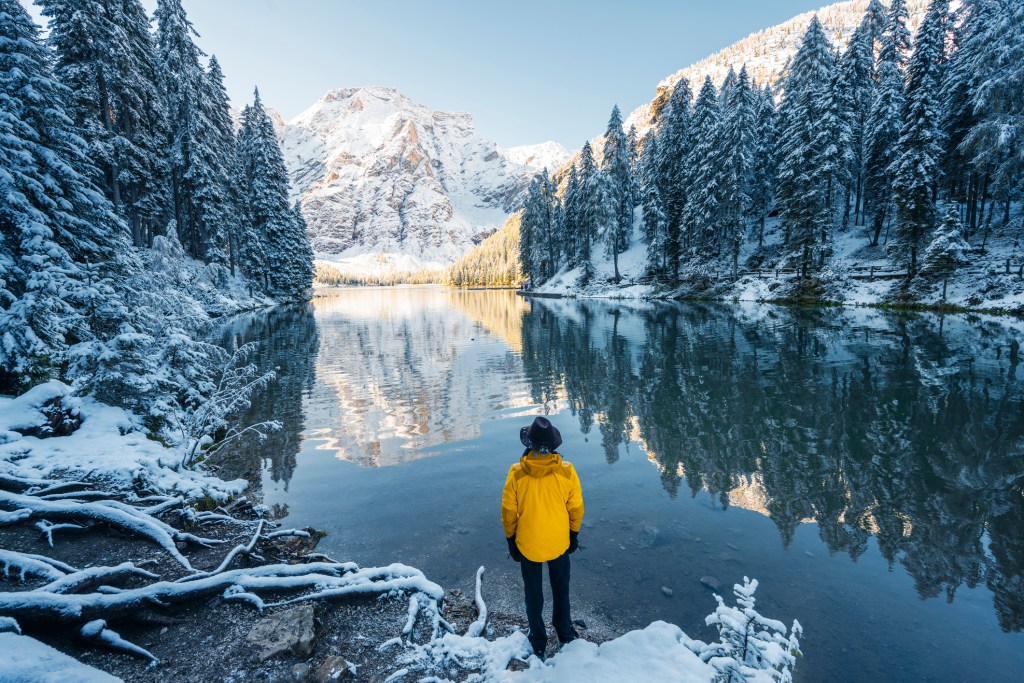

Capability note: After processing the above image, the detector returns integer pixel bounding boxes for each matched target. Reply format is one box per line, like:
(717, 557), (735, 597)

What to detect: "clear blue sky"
(25, 0), (830, 149)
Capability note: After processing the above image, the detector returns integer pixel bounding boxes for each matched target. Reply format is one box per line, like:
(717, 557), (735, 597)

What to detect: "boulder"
(315, 655), (354, 682)
(246, 605), (316, 661)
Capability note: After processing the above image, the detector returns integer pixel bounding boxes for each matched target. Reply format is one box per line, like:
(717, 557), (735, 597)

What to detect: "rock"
(700, 576), (723, 592)
(291, 663), (311, 681)
(573, 619), (588, 630)
(639, 526), (661, 549)
(246, 606), (316, 662)
(507, 658), (530, 672)
(315, 656), (353, 682)
(661, 586), (673, 597)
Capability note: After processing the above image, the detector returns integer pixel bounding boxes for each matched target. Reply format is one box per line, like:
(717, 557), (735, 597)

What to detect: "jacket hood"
(520, 451), (564, 478)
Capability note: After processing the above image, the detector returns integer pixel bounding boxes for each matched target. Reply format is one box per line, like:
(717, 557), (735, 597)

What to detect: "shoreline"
(516, 288), (1024, 319)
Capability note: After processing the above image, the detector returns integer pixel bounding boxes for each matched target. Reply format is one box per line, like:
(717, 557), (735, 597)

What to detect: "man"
(501, 416), (584, 659)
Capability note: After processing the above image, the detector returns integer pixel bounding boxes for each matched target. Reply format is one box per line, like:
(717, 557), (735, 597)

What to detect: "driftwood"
(0, 473), (449, 668)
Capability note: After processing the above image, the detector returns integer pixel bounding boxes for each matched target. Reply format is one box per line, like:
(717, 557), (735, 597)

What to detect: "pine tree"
(923, 208), (970, 300)
(577, 141), (598, 282)
(0, 0), (128, 388)
(960, 0), (1024, 229)
(684, 77), (721, 259)
(864, 2), (910, 247)
(720, 66), (757, 274)
(655, 78), (693, 280)
(750, 85), (777, 249)
(193, 55), (240, 268)
(39, 0), (171, 248)
(642, 186), (668, 278)
(776, 16), (837, 285)
(563, 163), (581, 267)
(238, 89), (310, 299)
(839, 3), (884, 227)
(891, 0), (948, 278)
(155, 0), (229, 262)
(601, 105), (632, 281)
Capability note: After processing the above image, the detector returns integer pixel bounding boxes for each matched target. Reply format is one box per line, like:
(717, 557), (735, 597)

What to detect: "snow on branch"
(690, 576), (803, 683)
(173, 342), (280, 468)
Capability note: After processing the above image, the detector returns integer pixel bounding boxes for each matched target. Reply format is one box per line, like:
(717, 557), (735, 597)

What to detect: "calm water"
(216, 287), (1024, 682)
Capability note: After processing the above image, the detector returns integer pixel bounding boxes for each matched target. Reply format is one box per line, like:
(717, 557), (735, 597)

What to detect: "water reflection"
(298, 288), (535, 466)
(520, 298), (1024, 630)
(214, 289), (1024, 638)
(214, 303), (319, 492)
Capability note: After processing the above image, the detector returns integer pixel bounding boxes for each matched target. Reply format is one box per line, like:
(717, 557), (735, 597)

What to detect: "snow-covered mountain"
(500, 141), (571, 172)
(279, 86), (544, 273)
(624, 0), (929, 135)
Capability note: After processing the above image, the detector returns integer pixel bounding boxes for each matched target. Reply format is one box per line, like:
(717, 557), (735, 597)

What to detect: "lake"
(215, 286), (1024, 681)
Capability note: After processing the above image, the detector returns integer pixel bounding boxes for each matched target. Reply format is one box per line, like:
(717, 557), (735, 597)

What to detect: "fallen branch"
(0, 491), (194, 570)
(464, 566), (487, 638)
(81, 619), (159, 668)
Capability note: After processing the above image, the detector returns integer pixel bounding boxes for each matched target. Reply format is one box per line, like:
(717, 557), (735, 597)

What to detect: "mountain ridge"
(279, 86), (561, 274)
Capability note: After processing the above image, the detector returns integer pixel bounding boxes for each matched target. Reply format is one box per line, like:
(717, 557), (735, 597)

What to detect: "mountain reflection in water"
(216, 287), (1024, 681)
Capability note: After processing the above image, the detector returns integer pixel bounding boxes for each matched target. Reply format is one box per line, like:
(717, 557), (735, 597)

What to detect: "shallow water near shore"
(216, 286), (1024, 682)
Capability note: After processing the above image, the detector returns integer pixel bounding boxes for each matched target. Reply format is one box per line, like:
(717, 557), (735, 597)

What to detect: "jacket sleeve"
(501, 467), (519, 538)
(566, 464), (584, 533)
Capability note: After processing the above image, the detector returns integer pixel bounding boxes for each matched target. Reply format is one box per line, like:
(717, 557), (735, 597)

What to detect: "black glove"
(568, 530), (579, 554)
(507, 535), (522, 562)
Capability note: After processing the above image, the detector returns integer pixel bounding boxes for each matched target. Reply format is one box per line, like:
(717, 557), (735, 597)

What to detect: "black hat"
(520, 416), (562, 452)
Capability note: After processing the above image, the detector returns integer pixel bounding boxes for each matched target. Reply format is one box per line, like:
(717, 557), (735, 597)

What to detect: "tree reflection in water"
(213, 303), (320, 494)
(519, 298), (1024, 631)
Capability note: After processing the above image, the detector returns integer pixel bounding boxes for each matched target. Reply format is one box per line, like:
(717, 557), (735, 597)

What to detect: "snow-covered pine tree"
(939, 0), (988, 229)
(684, 76), (722, 259)
(749, 85), (777, 249)
(822, 50), (855, 234)
(238, 89), (310, 300)
(193, 55), (240, 269)
(155, 0), (233, 263)
(288, 201), (315, 297)
(539, 170), (559, 280)
(719, 66), (757, 274)
(776, 16), (839, 285)
(923, 208), (971, 300)
(38, 0), (170, 248)
(577, 141), (598, 283)
(562, 163), (581, 267)
(601, 105), (631, 281)
(642, 186), (668, 278)
(518, 178), (538, 284)
(655, 78), (693, 280)
(891, 0), (948, 279)
(694, 577), (803, 683)
(839, 2), (884, 227)
(234, 103), (267, 290)
(864, 2), (910, 247)
(0, 0), (129, 389)
(959, 0), (1024, 229)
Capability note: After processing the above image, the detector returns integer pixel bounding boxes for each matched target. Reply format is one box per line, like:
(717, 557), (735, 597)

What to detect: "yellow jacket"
(501, 450), (584, 562)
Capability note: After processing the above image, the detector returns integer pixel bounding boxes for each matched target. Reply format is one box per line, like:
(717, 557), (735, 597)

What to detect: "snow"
(0, 632), (124, 682)
(281, 86), (551, 274)
(0, 381), (245, 501)
(500, 142), (572, 172)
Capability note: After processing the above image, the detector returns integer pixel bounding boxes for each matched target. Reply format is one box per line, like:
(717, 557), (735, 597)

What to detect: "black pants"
(520, 551), (576, 654)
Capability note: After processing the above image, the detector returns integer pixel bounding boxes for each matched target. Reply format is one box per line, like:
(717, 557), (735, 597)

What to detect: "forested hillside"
(515, 0), (1024, 311)
(445, 213), (524, 287)
(0, 0), (312, 421)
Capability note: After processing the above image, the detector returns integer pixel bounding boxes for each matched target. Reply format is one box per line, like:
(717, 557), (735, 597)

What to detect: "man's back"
(502, 450), (584, 563)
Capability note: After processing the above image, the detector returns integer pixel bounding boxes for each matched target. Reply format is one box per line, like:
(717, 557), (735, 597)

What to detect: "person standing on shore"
(501, 416), (584, 659)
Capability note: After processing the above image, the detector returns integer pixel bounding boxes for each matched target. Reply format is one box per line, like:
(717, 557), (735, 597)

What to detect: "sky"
(23, 0), (834, 149)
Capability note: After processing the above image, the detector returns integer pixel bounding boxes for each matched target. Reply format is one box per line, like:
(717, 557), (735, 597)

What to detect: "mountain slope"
(280, 86), (543, 272)
(625, 0), (929, 134)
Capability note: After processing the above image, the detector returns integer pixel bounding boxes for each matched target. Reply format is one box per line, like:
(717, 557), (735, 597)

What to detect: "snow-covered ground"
(533, 208), (1024, 316)
(0, 381), (244, 500)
